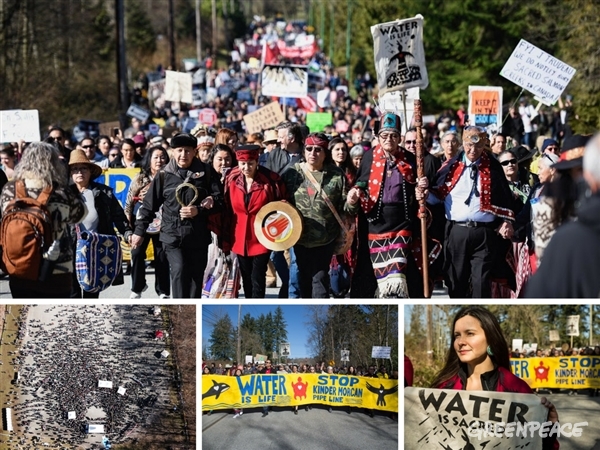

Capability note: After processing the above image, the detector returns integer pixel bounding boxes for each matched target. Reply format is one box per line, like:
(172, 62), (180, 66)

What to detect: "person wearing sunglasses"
(403, 128), (441, 184)
(281, 132), (359, 298)
(427, 126), (516, 298)
(78, 137), (109, 168)
(355, 113), (430, 298)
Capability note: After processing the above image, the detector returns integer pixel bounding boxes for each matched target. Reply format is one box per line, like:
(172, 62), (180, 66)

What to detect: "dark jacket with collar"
(265, 146), (303, 175)
(134, 158), (223, 248)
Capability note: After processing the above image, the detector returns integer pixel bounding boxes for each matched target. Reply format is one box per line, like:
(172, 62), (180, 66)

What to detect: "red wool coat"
(223, 166), (285, 257)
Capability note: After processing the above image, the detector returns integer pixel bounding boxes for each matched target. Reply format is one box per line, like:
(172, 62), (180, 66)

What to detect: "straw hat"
(68, 149), (103, 179)
(263, 129), (278, 144)
(254, 201), (303, 251)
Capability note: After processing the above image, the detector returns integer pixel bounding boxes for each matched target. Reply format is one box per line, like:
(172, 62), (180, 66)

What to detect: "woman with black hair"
(208, 143), (236, 183)
(124, 145), (171, 298)
(109, 138), (142, 168)
(432, 306), (559, 449)
(329, 137), (357, 184)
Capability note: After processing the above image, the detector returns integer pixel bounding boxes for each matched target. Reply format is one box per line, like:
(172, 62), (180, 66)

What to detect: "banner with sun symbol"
(511, 356), (600, 389)
(201, 374), (398, 411)
(405, 387), (547, 450)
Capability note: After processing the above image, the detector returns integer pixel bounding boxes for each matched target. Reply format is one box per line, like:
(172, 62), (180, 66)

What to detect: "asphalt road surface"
(202, 405), (398, 450)
(0, 267), (450, 299)
(546, 391), (600, 450)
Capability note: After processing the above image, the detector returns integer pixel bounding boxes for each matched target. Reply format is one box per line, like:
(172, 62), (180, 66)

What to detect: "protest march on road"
(1, 7), (598, 299)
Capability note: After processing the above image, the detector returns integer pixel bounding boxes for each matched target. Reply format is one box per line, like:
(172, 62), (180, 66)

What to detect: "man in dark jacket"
(131, 133), (223, 298)
(526, 133), (600, 297)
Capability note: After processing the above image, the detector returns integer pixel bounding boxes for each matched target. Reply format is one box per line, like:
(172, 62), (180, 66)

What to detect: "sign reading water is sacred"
(371, 14), (429, 96)
(405, 387), (547, 450)
(500, 39), (576, 106)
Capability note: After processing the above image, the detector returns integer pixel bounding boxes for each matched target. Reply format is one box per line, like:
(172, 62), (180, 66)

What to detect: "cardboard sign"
(126, 104), (151, 122)
(371, 346), (391, 359)
(99, 121), (120, 139)
(261, 64), (309, 98)
(371, 15), (429, 96)
(378, 87), (420, 135)
(243, 101), (285, 134)
(202, 374), (398, 412)
(500, 39), (576, 106)
(306, 112), (333, 132)
(468, 86), (503, 129)
(165, 70), (193, 104)
(549, 330), (560, 342)
(0, 109), (41, 143)
(511, 356), (600, 389)
(405, 387), (547, 450)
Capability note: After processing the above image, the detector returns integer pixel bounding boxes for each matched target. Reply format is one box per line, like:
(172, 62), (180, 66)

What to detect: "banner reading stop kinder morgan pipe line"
(511, 356), (600, 389)
(405, 387), (547, 450)
(201, 374), (398, 412)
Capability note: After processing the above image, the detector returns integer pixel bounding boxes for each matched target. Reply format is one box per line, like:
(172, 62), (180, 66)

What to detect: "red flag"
(296, 96), (318, 113)
(262, 42), (279, 65)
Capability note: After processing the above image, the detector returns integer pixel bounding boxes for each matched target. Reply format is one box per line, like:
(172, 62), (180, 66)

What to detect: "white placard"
(261, 64), (308, 98)
(165, 70), (193, 104)
(341, 350), (350, 362)
(280, 343), (290, 356)
(500, 39), (576, 106)
(0, 109), (41, 142)
(378, 87), (420, 135)
(371, 15), (429, 96)
(566, 315), (580, 337)
(126, 104), (151, 122)
(549, 330), (559, 342)
(245, 355), (253, 364)
(405, 387), (546, 450)
(371, 346), (391, 359)
(512, 338), (523, 353)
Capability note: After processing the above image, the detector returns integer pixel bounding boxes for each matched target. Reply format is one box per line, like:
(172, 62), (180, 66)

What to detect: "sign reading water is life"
(500, 39), (576, 106)
(0, 109), (41, 143)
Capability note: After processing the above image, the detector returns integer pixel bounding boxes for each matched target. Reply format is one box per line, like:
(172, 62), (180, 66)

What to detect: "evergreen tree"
(208, 314), (235, 360)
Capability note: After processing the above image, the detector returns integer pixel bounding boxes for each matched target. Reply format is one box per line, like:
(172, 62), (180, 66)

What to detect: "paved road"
(0, 268), (450, 299)
(546, 391), (600, 450)
(202, 405), (398, 450)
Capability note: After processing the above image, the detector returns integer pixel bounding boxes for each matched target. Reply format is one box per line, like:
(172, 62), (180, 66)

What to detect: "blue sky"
(202, 305), (315, 358)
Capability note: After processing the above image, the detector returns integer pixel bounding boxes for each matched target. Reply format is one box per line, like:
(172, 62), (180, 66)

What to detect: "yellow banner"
(511, 356), (600, 389)
(201, 374), (398, 412)
(96, 168), (141, 208)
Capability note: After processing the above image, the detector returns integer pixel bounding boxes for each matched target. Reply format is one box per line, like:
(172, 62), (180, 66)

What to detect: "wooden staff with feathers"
(413, 99), (430, 298)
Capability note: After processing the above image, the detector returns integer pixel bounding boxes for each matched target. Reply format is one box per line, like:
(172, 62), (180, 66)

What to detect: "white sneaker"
(232, 413), (240, 419)
(238, 411), (243, 416)
(159, 294), (170, 299)
(130, 284), (148, 299)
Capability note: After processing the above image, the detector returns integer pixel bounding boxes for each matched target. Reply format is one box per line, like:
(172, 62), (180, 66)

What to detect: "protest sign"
(371, 346), (392, 359)
(512, 338), (524, 353)
(500, 39), (576, 106)
(566, 315), (580, 336)
(468, 86), (503, 129)
(245, 355), (253, 364)
(549, 330), (560, 342)
(148, 79), (166, 109)
(261, 64), (308, 98)
(197, 108), (218, 126)
(341, 350), (350, 362)
(165, 70), (193, 104)
(511, 356), (600, 389)
(371, 15), (428, 96)
(126, 104), (150, 122)
(306, 112), (333, 132)
(405, 387), (547, 450)
(243, 102), (285, 134)
(280, 343), (290, 356)
(96, 168), (140, 208)
(0, 109), (41, 143)
(378, 87), (420, 134)
(98, 121), (120, 139)
(202, 374), (398, 412)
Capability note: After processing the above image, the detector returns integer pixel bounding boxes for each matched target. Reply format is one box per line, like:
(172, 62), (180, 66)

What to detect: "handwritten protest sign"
(405, 387), (547, 450)
(0, 110), (41, 142)
(371, 15), (428, 96)
(261, 64), (308, 98)
(126, 104), (150, 122)
(468, 86), (503, 129)
(243, 102), (285, 134)
(165, 70), (193, 104)
(306, 112), (333, 132)
(511, 356), (600, 389)
(371, 346), (392, 359)
(202, 374), (398, 412)
(500, 39), (576, 106)
(378, 87), (420, 134)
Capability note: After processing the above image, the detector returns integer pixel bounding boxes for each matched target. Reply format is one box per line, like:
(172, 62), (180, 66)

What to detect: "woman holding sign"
(431, 306), (559, 449)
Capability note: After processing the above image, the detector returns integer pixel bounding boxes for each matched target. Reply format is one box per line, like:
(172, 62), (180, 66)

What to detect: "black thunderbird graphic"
(365, 381), (399, 406)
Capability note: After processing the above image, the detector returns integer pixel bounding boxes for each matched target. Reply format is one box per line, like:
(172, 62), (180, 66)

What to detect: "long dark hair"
(141, 145), (170, 176)
(329, 136), (357, 181)
(430, 306), (510, 389)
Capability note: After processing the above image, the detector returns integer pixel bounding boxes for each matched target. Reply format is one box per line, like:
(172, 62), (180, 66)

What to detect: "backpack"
(0, 181), (54, 280)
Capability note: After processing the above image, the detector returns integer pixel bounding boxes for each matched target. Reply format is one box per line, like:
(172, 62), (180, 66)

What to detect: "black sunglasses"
(81, 145), (95, 149)
(305, 146), (323, 153)
(500, 159), (517, 166)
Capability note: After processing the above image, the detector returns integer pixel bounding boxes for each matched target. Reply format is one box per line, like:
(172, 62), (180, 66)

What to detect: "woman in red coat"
(431, 306), (559, 449)
(223, 145), (286, 298)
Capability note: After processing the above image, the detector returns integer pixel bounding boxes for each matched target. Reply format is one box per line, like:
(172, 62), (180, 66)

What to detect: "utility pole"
(426, 305), (433, 364)
(115, 0), (129, 131)
(211, 0), (217, 62)
(237, 305), (242, 365)
(196, 0), (202, 62)
(345, 0), (353, 83)
(168, 0), (176, 69)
